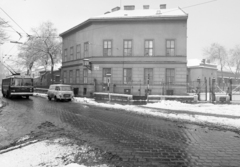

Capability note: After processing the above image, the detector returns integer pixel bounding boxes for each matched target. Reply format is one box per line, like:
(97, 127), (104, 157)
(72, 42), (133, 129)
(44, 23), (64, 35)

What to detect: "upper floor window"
(83, 69), (88, 84)
(103, 40), (112, 56)
(124, 40), (132, 56)
(144, 68), (153, 85)
(70, 47), (74, 60)
(69, 70), (73, 83)
(63, 71), (67, 83)
(84, 42), (89, 57)
(166, 68), (175, 84)
(144, 40), (153, 56)
(103, 68), (111, 84)
(76, 44), (81, 59)
(166, 40), (175, 56)
(123, 68), (132, 84)
(64, 49), (68, 62)
(76, 69), (80, 84)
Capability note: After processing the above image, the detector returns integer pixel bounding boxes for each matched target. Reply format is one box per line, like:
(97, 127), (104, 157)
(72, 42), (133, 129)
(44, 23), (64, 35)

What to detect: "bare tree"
(17, 21), (62, 82)
(0, 18), (9, 43)
(203, 43), (228, 84)
(228, 45), (240, 82)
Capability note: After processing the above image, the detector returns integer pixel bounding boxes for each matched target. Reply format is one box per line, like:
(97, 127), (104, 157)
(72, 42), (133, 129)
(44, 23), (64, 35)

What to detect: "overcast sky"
(0, 0), (240, 63)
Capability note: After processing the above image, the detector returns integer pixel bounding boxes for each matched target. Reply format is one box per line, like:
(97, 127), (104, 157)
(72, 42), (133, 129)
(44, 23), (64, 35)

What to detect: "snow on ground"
(0, 137), (108, 167)
(34, 93), (240, 130)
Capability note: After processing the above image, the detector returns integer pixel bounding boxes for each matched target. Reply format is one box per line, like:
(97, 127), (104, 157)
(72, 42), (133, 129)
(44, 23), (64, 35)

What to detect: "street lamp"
(106, 73), (111, 101)
(83, 58), (92, 71)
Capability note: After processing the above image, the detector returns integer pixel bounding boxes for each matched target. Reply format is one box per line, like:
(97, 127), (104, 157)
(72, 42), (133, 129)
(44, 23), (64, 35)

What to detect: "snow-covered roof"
(60, 7), (188, 37)
(92, 8), (187, 19)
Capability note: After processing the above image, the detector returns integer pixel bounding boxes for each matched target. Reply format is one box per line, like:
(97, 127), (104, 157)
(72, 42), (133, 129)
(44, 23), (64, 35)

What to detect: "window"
(166, 68), (175, 84)
(55, 75), (60, 82)
(123, 68), (132, 84)
(83, 69), (88, 84)
(76, 44), (81, 59)
(70, 47), (74, 60)
(76, 69), (80, 84)
(124, 40), (132, 56)
(103, 40), (112, 56)
(144, 68), (153, 84)
(84, 42), (89, 57)
(64, 49), (68, 62)
(166, 40), (175, 56)
(69, 70), (73, 83)
(145, 40), (153, 56)
(103, 68), (111, 84)
(63, 71), (67, 83)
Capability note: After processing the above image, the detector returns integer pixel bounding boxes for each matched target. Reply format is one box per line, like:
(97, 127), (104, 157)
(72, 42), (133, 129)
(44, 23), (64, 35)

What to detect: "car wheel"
(48, 96), (51, 101)
(54, 96), (58, 101)
(26, 96), (29, 99)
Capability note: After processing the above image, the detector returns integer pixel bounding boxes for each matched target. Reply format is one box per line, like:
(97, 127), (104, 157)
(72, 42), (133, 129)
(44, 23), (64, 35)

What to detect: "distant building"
(60, 5), (188, 97)
(187, 59), (240, 92)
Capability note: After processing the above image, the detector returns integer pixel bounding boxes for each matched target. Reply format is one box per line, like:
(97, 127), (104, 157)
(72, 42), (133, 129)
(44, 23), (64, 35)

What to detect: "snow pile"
(74, 97), (240, 129)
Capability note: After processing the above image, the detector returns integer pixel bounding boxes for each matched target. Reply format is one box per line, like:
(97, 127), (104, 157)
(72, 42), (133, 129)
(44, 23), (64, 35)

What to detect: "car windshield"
(60, 86), (72, 91)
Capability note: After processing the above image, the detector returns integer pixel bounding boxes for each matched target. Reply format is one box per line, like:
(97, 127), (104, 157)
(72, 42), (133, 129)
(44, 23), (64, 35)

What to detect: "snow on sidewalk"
(34, 93), (240, 129)
(72, 96), (240, 130)
(0, 137), (109, 167)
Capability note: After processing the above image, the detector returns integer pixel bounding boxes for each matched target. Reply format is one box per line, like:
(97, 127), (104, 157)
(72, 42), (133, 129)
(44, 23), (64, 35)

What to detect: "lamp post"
(106, 73), (111, 101)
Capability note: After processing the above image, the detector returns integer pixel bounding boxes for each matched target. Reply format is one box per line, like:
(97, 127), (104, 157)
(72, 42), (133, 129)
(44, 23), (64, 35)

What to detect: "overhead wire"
(0, 6), (30, 36)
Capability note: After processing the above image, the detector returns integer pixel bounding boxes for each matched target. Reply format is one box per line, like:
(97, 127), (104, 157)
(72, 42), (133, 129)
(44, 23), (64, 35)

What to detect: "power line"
(0, 17), (22, 38)
(0, 6), (30, 36)
(162, 0), (218, 14)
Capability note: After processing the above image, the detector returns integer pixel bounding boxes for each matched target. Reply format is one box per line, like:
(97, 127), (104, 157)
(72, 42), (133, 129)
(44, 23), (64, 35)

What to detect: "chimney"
(104, 11), (110, 15)
(124, 5), (135, 10)
(143, 5), (149, 9)
(112, 6), (120, 12)
(160, 4), (166, 9)
(201, 59), (206, 64)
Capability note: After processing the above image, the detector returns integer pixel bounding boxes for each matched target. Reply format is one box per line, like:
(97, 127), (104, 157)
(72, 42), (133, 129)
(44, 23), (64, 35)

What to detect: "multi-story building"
(60, 5), (188, 97)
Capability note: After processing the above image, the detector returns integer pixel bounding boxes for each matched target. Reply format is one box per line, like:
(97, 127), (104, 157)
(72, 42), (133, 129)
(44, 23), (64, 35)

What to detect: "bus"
(1, 74), (34, 99)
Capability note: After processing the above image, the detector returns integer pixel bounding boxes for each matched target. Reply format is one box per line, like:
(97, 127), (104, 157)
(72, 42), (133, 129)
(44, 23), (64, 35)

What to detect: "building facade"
(60, 5), (188, 97)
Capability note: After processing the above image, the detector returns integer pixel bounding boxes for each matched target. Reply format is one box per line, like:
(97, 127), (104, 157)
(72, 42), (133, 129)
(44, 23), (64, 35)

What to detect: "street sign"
(93, 65), (99, 71)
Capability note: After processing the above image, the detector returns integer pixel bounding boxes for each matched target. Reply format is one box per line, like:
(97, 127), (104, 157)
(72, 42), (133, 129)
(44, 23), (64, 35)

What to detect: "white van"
(47, 84), (74, 101)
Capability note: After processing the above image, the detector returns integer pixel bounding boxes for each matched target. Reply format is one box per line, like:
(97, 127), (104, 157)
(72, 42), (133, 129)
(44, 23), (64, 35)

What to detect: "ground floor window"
(76, 69), (80, 84)
(69, 70), (73, 83)
(103, 68), (111, 84)
(123, 68), (132, 84)
(166, 68), (175, 84)
(83, 69), (88, 84)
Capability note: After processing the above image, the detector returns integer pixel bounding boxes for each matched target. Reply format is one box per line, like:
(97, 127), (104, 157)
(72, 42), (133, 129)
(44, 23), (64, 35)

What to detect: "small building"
(60, 5), (188, 97)
(187, 59), (240, 93)
(34, 70), (61, 88)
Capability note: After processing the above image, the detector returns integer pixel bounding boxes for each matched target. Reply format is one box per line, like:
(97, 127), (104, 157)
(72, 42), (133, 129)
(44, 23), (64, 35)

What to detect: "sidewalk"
(0, 136), (109, 167)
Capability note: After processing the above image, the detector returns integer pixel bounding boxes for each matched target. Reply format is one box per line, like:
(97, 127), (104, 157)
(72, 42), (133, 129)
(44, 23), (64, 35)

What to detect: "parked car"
(47, 84), (74, 101)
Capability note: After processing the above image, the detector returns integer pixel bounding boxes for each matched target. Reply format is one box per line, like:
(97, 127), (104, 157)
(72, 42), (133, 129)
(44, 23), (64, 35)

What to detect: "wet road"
(1, 96), (240, 167)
